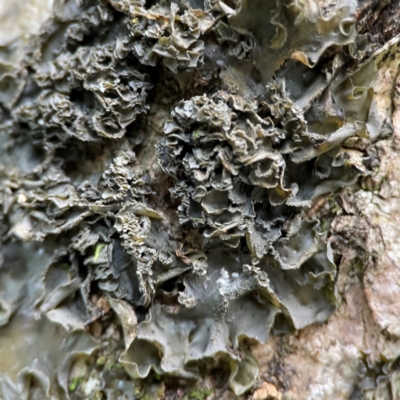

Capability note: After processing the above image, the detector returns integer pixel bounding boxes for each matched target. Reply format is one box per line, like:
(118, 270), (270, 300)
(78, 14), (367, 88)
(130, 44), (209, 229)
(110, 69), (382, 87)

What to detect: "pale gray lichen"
(110, 0), (215, 73)
(8, 0), (152, 145)
(0, 0), (380, 398)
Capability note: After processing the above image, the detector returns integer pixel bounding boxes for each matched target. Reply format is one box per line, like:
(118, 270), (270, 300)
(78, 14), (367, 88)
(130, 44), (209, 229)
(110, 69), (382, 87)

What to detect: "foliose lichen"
(0, 0), (380, 398)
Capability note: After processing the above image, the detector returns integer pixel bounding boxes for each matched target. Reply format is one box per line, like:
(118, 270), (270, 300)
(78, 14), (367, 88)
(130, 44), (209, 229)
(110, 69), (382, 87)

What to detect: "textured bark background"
(2, 1), (400, 399)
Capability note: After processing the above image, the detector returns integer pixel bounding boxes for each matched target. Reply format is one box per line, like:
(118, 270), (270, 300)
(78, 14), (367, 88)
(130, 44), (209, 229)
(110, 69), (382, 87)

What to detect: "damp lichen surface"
(0, 0), (380, 398)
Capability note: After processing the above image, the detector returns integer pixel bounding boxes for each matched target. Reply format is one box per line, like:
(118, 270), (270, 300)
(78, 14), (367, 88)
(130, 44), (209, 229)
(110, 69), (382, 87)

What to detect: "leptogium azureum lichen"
(0, 0), (380, 397)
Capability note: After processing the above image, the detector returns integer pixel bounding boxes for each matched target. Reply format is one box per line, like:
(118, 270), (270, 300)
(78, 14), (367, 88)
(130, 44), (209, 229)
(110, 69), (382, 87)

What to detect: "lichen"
(0, 0), (380, 398)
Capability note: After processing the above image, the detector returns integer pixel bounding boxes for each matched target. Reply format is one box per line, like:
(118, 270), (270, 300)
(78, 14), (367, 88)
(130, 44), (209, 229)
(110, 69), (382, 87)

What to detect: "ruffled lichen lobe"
(0, 0), (382, 398)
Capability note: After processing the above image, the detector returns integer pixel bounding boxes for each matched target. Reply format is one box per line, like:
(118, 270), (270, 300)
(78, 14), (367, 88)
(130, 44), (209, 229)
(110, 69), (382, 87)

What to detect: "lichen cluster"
(0, 0), (379, 398)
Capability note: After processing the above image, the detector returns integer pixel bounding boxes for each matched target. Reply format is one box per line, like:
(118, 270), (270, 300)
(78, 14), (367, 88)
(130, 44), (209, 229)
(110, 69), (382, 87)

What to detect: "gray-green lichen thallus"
(0, 0), (379, 397)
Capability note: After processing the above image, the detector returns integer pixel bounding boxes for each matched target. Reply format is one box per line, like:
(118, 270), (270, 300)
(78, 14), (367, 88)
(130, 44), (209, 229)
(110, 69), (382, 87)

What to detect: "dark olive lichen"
(9, 0), (152, 145)
(0, 0), (380, 398)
